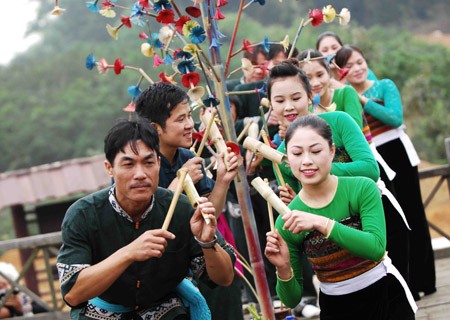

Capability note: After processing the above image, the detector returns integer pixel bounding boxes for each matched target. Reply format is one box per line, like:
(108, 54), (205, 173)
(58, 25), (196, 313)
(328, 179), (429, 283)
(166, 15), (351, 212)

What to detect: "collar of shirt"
(108, 185), (155, 223)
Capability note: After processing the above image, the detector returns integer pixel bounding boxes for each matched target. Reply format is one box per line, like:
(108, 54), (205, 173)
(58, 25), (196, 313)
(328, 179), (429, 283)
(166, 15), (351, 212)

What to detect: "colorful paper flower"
(159, 72), (177, 84)
(130, 3), (145, 27)
(213, 7), (225, 20)
(182, 20), (200, 36)
(226, 141), (241, 156)
(99, 6), (116, 18)
(185, 6), (201, 18)
(138, 31), (149, 40)
(217, 0), (229, 7)
(96, 58), (109, 74)
(127, 84), (142, 99)
(175, 16), (191, 35)
(120, 15), (132, 28)
(338, 8), (351, 25)
(243, 0), (265, 10)
(123, 100), (136, 112)
(322, 5), (336, 23)
(338, 67), (350, 80)
(203, 96), (220, 107)
(106, 24), (119, 40)
(209, 37), (222, 49)
(279, 35), (289, 52)
(262, 36), (270, 52)
(311, 94), (320, 107)
(114, 58), (124, 74)
(175, 51), (193, 60)
(308, 9), (324, 27)
(163, 54), (174, 65)
(325, 54), (335, 66)
(138, 0), (150, 9)
(189, 26), (206, 44)
(156, 9), (175, 24)
(153, 0), (172, 13)
(153, 54), (164, 68)
(181, 72), (200, 88)
(51, 3), (66, 16)
(85, 1), (99, 13)
(141, 43), (154, 57)
(158, 26), (173, 44)
(257, 83), (267, 96)
(177, 60), (196, 74)
(242, 39), (254, 54)
(149, 33), (164, 49)
(183, 44), (199, 55)
(85, 53), (96, 70)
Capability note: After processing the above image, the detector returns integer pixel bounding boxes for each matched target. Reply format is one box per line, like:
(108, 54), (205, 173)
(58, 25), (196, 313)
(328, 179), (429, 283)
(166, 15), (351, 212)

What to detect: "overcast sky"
(0, 0), (40, 65)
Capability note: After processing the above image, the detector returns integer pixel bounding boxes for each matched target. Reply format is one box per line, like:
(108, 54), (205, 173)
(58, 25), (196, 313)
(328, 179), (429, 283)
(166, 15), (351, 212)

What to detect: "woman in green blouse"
(264, 115), (416, 319)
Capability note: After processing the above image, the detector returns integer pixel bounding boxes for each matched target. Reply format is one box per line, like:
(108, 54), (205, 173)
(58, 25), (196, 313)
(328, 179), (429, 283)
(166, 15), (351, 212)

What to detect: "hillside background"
(0, 0), (449, 240)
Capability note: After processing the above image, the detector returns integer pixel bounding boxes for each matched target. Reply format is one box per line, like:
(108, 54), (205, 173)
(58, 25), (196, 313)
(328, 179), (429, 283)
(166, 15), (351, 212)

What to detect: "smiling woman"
(0, 0), (40, 65)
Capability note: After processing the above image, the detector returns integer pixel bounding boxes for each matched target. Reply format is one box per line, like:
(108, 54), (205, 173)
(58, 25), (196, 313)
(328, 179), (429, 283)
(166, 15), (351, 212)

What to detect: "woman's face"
(270, 76), (311, 127)
(286, 126), (334, 187)
(301, 61), (331, 98)
(342, 50), (368, 85)
(318, 36), (342, 57)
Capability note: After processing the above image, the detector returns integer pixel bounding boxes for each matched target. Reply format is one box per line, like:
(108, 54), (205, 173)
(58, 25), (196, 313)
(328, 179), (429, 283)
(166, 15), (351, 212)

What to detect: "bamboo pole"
(201, 2), (275, 318)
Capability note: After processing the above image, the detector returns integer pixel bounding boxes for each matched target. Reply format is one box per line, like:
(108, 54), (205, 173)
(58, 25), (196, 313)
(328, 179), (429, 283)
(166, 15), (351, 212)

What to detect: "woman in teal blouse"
(264, 115), (416, 319)
(335, 45), (436, 300)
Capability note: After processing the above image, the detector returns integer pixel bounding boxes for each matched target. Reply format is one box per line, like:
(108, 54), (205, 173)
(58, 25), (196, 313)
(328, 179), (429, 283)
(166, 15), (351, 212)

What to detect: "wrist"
(195, 235), (217, 249)
(276, 266), (294, 282)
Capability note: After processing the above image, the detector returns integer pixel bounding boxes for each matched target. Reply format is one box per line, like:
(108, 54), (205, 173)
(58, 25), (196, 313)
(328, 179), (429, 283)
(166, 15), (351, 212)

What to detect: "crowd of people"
(53, 30), (436, 320)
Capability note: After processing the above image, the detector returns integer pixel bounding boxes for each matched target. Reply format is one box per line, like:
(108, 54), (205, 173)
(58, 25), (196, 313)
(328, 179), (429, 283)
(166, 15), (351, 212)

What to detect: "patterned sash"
(303, 215), (380, 283)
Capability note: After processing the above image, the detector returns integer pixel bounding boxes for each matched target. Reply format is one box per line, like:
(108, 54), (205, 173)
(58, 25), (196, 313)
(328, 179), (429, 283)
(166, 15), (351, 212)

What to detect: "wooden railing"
(419, 137), (450, 241)
(0, 232), (63, 313)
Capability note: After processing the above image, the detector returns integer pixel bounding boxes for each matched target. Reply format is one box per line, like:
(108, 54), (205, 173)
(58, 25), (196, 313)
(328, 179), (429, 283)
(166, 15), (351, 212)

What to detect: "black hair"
(285, 114), (333, 148)
(244, 44), (269, 65)
(268, 43), (298, 61)
(104, 118), (159, 166)
(266, 58), (312, 101)
(227, 94), (241, 109)
(297, 49), (330, 73)
(315, 31), (343, 50)
(334, 45), (366, 69)
(135, 82), (189, 129)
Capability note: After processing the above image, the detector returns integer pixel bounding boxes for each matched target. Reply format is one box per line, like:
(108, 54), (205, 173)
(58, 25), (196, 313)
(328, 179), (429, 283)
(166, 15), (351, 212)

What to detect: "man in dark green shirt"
(57, 119), (235, 319)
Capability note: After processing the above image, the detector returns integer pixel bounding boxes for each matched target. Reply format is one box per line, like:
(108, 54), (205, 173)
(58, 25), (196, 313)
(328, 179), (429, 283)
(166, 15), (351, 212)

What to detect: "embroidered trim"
(57, 263), (90, 285)
(83, 297), (185, 320)
(108, 185), (155, 222)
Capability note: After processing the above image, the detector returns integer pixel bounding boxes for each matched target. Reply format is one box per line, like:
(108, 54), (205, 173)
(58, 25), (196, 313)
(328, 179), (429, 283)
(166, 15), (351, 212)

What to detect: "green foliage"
(0, 1), (449, 173)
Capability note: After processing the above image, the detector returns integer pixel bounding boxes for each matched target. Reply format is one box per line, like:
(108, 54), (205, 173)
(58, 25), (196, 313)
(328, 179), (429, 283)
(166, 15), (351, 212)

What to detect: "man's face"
(158, 100), (194, 149)
(105, 140), (160, 210)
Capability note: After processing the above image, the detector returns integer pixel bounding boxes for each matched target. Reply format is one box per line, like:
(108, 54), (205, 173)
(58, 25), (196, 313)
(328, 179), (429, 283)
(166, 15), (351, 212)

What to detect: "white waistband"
(320, 254), (417, 313)
(372, 126), (420, 167)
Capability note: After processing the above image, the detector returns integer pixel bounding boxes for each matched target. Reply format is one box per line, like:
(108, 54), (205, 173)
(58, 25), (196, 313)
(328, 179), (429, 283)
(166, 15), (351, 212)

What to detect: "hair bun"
(284, 57), (300, 67)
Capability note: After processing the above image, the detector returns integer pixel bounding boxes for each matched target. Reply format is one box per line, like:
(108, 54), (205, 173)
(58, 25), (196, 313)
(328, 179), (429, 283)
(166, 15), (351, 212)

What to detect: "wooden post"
(11, 205), (39, 295)
(445, 137), (450, 196)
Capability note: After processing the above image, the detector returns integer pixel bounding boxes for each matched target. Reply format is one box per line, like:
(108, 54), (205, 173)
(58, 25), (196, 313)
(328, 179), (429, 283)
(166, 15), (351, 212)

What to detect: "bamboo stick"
(162, 168), (189, 230)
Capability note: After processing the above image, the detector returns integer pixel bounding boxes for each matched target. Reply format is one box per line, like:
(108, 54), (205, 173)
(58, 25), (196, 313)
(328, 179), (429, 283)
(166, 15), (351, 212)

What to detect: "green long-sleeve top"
(275, 176), (386, 308)
(276, 111), (379, 193)
(363, 79), (403, 128)
(332, 85), (363, 129)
